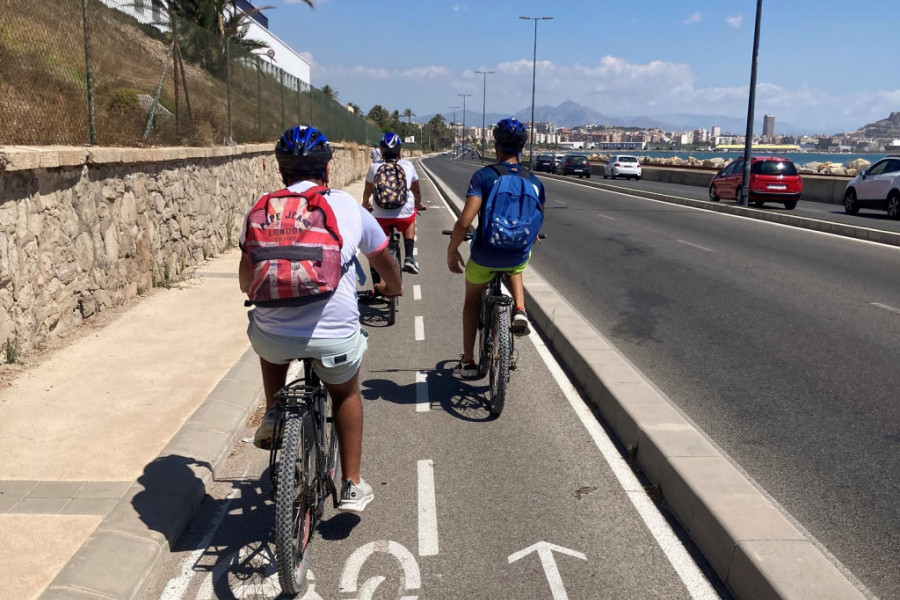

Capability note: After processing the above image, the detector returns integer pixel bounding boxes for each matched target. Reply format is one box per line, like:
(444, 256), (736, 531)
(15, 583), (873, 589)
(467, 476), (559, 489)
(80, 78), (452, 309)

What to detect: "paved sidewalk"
(0, 181), (363, 600)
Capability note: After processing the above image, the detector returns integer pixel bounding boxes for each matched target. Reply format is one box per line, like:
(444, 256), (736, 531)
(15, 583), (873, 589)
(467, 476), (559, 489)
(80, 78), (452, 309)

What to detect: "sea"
(574, 150), (886, 167)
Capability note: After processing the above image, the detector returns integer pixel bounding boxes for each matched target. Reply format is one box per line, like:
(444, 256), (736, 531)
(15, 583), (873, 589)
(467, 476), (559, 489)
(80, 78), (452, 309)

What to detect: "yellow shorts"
(464, 258), (529, 285)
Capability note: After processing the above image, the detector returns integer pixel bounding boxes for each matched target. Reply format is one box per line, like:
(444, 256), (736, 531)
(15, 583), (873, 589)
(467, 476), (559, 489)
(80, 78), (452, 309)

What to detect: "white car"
(843, 156), (900, 219)
(604, 155), (642, 180)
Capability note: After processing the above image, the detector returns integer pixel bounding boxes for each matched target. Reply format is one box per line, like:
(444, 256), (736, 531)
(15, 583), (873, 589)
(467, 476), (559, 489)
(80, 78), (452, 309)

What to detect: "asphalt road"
(140, 167), (731, 599)
(424, 156), (900, 600)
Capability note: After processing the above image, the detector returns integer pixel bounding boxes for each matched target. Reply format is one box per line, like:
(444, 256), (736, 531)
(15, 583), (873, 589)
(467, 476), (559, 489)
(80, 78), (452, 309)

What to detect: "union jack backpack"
(242, 186), (345, 307)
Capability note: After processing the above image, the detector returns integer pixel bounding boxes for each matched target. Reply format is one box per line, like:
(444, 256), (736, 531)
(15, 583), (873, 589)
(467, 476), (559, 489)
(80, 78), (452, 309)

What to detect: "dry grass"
(0, 0), (336, 146)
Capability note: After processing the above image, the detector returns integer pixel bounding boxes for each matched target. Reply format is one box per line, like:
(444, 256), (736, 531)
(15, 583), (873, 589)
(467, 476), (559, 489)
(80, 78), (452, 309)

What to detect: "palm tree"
(402, 108), (415, 125)
(321, 84), (339, 102)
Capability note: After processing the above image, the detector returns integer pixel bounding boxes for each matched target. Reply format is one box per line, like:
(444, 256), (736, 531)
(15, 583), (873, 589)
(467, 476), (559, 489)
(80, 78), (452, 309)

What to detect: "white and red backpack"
(242, 186), (345, 306)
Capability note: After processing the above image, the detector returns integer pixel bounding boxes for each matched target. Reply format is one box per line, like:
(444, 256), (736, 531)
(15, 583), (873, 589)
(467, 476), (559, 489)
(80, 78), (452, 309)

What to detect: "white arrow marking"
(508, 541), (586, 600)
(340, 540), (421, 594)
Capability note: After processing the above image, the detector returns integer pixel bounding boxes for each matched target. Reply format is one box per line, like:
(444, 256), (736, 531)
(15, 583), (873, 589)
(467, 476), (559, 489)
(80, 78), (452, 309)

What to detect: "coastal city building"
(763, 114), (776, 139)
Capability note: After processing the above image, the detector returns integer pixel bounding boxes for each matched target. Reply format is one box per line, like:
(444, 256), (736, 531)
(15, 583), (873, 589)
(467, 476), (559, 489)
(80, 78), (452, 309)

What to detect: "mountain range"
(417, 100), (818, 135)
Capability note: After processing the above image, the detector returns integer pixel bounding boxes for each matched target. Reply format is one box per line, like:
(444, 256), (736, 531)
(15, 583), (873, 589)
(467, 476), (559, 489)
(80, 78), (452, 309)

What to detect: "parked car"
(553, 154), (566, 174)
(708, 156), (802, 210)
(603, 155), (642, 180)
(533, 154), (556, 173)
(562, 155), (591, 178)
(842, 156), (900, 219)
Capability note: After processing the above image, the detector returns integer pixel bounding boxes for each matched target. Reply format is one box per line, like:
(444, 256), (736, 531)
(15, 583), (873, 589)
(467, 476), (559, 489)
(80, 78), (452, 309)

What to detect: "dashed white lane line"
(416, 371), (429, 412)
(414, 246), (419, 256)
(418, 459), (439, 556)
(528, 333), (719, 600)
(413, 285), (422, 300)
(415, 316), (425, 340)
(677, 239), (714, 252)
(599, 214), (616, 220)
(873, 302), (900, 314)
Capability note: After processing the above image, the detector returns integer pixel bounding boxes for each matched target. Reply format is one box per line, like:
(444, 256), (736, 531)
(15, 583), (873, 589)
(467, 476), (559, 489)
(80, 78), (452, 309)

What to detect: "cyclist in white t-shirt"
(239, 125), (401, 513)
(362, 132), (426, 275)
(369, 144), (381, 163)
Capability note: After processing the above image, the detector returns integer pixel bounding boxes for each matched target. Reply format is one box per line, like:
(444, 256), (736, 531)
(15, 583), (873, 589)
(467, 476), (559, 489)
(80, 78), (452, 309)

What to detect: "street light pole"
(449, 105), (459, 154)
(475, 70), (494, 163)
(520, 16), (552, 166)
(739, 0), (763, 208)
(458, 93), (472, 156)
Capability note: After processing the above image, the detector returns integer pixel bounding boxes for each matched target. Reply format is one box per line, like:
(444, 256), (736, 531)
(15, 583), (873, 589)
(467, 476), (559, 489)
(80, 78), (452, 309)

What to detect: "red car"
(708, 156), (802, 209)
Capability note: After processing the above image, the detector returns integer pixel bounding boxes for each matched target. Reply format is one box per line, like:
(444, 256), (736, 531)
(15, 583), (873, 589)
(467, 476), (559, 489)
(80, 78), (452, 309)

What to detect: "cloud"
(726, 14), (743, 28)
(453, 5), (468, 11)
(683, 12), (702, 25)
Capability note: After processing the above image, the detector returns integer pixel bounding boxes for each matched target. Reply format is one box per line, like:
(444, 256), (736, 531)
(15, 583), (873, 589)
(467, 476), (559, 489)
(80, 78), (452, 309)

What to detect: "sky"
(261, 0), (899, 135)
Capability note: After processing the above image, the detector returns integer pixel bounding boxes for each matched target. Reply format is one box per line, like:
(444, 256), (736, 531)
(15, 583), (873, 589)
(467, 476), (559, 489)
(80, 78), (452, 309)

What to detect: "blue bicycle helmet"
(493, 118), (528, 153)
(379, 132), (402, 158)
(275, 125), (333, 176)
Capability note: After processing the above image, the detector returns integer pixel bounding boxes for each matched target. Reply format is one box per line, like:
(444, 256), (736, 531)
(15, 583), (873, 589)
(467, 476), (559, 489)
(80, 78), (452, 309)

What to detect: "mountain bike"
(443, 230), (544, 415)
(385, 225), (402, 325)
(268, 359), (340, 596)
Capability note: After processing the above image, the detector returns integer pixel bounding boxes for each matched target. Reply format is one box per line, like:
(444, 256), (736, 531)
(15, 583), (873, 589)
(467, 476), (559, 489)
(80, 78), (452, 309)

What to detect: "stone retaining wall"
(0, 142), (368, 360)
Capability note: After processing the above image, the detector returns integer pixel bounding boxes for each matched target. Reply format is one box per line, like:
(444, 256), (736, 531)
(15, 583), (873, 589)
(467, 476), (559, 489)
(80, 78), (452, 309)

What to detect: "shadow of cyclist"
(132, 454), (213, 546)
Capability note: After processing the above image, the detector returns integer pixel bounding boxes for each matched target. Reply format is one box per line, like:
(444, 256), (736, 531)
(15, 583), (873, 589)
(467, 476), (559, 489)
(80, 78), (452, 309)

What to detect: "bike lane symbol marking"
(508, 541), (587, 600)
(339, 540), (421, 600)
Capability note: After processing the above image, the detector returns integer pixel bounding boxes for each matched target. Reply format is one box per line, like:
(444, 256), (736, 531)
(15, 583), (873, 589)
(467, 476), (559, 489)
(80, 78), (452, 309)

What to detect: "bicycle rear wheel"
(387, 239), (401, 326)
(489, 305), (510, 415)
(275, 412), (317, 596)
(320, 390), (340, 500)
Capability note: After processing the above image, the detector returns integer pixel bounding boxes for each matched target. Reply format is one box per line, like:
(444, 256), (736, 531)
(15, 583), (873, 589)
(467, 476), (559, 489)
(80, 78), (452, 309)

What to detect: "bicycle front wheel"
(489, 305), (510, 415)
(275, 412), (317, 596)
(388, 241), (401, 325)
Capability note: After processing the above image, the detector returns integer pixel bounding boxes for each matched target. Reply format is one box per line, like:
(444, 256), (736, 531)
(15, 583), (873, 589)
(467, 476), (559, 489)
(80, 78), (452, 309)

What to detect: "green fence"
(0, 0), (382, 147)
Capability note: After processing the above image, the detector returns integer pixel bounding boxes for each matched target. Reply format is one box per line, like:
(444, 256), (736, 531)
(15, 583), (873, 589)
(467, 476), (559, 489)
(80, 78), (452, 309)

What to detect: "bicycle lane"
(140, 162), (729, 599)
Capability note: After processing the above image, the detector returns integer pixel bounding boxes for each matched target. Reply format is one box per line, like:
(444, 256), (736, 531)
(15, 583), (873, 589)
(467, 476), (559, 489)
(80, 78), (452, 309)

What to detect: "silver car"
(843, 156), (900, 218)
(604, 155), (642, 180)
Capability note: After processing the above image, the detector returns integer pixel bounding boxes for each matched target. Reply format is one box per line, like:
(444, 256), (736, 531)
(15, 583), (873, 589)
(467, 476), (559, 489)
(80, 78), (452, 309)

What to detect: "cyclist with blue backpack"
(446, 118), (546, 379)
(239, 125), (402, 511)
(363, 133), (425, 275)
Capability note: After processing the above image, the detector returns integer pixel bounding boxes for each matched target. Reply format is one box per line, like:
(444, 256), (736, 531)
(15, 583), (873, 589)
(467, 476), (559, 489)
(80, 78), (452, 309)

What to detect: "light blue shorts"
(247, 312), (368, 385)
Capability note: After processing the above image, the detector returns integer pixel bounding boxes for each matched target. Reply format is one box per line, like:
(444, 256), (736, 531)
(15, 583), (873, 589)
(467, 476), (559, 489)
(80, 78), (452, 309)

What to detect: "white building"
(99, 0), (310, 86)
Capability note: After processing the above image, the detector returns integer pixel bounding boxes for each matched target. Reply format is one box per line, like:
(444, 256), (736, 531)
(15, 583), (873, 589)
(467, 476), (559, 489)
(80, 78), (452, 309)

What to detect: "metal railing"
(0, 0), (381, 147)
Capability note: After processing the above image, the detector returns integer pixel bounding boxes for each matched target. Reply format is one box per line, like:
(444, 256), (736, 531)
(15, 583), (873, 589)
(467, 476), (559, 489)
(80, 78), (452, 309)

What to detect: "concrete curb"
(39, 348), (263, 600)
(418, 159), (867, 600)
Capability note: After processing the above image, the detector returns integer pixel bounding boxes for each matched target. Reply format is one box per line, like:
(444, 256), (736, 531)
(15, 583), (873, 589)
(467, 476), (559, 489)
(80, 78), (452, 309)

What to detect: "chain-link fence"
(0, 0), (382, 147)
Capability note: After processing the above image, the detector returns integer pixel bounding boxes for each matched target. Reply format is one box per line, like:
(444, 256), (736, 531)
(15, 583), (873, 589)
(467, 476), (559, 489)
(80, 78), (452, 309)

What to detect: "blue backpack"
(480, 164), (544, 251)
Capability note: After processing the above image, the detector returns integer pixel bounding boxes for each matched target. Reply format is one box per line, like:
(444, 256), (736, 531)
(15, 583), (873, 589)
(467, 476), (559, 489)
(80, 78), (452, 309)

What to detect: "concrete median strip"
(419, 159), (866, 600)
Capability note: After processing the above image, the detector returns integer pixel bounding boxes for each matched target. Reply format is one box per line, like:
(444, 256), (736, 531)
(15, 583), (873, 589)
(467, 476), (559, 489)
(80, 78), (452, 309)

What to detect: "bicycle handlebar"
(441, 229), (546, 241)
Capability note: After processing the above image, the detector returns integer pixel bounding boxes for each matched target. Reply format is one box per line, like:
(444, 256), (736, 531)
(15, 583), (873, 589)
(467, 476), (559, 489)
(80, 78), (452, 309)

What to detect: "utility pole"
(475, 70), (494, 163)
(739, 0), (763, 208)
(458, 93), (472, 156)
(520, 16), (553, 166)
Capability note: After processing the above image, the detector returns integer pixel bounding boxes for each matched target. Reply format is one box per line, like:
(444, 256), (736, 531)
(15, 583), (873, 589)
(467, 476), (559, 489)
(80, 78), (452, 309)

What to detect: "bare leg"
(462, 279), (487, 363)
(324, 371), (363, 484)
(259, 358), (289, 410)
(505, 272), (525, 309)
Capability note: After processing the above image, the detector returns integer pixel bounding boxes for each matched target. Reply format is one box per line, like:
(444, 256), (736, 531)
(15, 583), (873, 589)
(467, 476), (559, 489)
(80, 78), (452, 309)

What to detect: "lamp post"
(739, 0), (763, 208)
(520, 16), (552, 166)
(475, 70), (494, 163)
(458, 93), (472, 156)
(449, 105), (459, 154)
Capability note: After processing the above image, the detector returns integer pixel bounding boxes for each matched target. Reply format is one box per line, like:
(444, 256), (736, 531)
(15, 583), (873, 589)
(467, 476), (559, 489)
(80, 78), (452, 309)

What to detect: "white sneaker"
(338, 479), (374, 513)
(253, 407), (277, 449)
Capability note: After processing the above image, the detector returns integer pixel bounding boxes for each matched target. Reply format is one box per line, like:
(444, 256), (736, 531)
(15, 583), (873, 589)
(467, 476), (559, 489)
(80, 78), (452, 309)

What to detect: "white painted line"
(415, 316), (425, 340)
(417, 459), (439, 556)
(873, 302), (900, 314)
(413, 285), (422, 301)
(677, 239), (713, 252)
(416, 371), (430, 412)
(528, 333), (719, 599)
(599, 214), (616, 220)
(413, 246), (418, 256)
(340, 541), (421, 593)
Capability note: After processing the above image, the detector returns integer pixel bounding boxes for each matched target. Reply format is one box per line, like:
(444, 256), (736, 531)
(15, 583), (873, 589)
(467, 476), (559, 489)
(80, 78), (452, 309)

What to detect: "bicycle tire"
(275, 411), (316, 596)
(489, 305), (510, 415)
(320, 390), (340, 499)
(388, 239), (401, 326)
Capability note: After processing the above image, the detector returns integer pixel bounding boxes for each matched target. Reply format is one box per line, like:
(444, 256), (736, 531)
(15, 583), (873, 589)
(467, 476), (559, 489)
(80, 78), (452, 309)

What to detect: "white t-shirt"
(366, 159), (418, 219)
(240, 181), (388, 338)
(370, 148), (382, 162)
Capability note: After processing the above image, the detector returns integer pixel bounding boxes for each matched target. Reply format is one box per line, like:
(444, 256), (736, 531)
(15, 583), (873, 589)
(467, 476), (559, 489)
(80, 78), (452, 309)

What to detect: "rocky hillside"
(858, 112), (900, 138)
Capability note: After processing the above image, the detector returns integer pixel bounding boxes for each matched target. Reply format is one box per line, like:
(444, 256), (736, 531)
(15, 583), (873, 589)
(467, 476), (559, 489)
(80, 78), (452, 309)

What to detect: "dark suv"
(563, 155), (591, 178)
